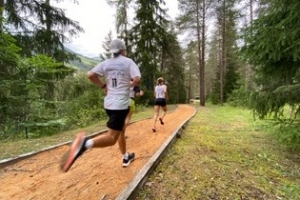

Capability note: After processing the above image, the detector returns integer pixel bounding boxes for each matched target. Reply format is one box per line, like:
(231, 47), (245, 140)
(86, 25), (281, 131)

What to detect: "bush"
(228, 86), (251, 107)
(272, 120), (300, 151)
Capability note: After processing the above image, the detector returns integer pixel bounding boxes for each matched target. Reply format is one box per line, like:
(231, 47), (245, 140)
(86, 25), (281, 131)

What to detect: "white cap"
(109, 39), (126, 53)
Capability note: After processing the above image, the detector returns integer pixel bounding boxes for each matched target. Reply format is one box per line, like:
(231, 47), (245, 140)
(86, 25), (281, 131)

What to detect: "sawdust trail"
(0, 104), (195, 200)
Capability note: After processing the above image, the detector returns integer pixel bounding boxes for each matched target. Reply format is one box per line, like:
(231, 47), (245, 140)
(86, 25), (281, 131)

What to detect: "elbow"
(87, 71), (95, 80)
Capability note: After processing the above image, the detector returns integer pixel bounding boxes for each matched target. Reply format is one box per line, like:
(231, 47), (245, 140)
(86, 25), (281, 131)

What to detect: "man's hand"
(131, 76), (140, 86)
(136, 90), (144, 97)
(140, 90), (144, 96)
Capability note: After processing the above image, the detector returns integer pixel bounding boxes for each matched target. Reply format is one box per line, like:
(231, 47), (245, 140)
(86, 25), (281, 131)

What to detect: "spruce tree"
(129, 0), (169, 91)
(242, 0), (300, 119)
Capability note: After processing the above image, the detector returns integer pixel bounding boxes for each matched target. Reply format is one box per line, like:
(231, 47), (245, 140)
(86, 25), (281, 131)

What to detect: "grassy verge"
(136, 104), (300, 199)
(0, 105), (178, 160)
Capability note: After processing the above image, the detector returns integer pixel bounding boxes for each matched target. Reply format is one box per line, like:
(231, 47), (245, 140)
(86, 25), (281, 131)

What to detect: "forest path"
(0, 104), (196, 200)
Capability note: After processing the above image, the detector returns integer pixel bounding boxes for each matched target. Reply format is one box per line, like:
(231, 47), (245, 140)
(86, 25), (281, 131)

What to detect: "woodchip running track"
(0, 104), (196, 200)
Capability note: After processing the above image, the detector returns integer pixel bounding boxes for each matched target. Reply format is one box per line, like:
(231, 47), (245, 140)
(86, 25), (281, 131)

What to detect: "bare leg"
(91, 129), (121, 148)
(90, 127), (127, 154)
(160, 106), (167, 121)
(92, 123), (128, 160)
(118, 126), (127, 154)
(119, 108), (133, 153)
(119, 108), (133, 140)
(125, 109), (133, 126)
(153, 105), (160, 131)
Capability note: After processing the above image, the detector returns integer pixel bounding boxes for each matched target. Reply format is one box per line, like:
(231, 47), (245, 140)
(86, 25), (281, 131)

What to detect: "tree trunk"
(247, 0), (254, 91)
(200, 0), (206, 106)
(220, 0), (226, 106)
(160, 50), (165, 73)
(124, 1), (129, 46)
(188, 76), (191, 101)
(45, 0), (52, 56)
(0, 0), (4, 31)
(196, 0), (202, 106)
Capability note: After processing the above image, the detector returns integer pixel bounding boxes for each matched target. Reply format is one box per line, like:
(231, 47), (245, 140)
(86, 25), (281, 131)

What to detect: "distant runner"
(152, 77), (168, 132)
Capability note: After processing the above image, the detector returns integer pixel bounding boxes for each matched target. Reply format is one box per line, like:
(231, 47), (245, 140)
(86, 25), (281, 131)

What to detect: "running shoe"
(123, 152), (135, 167)
(159, 118), (164, 125)
(61, 131), (87, 172)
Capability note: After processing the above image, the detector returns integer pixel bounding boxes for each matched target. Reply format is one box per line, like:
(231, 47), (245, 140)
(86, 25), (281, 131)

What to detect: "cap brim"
(110, 49), (120, 53)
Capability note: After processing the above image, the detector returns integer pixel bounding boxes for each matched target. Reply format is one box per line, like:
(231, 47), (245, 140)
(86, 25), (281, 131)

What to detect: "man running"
(61, 39), (141, 172)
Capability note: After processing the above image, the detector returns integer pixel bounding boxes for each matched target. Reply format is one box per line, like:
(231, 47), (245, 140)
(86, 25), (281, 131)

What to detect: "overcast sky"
(55, 0), (179, 58)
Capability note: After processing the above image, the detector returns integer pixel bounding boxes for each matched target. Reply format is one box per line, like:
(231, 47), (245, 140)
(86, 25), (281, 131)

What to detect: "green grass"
(0, 105), (178, 160)
(136, 104), (300, 200)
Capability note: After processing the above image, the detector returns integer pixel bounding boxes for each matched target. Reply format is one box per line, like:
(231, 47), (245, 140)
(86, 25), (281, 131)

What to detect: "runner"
(124, 81), (144, 138)
(152, 77), (168, 132)
(61, 38), (141, 172)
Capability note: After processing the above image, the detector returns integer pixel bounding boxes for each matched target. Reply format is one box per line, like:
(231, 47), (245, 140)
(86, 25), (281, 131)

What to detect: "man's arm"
(134, 86), (144, 97)
(87, 71), (106, 89)
(131, 76), (140, 86)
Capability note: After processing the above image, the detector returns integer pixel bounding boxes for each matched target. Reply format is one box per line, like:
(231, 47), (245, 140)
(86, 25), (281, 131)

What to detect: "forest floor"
(0, 104), (195, 200)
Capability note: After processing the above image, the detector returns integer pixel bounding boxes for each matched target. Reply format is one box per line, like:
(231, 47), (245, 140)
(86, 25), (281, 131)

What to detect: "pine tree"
(0, 0), (84, 137)
(102, 30), (113, 59)
(242, 0), (300, 119)
(129, 0), (170, 90)
(177, 0), (211, 106)
(161, 29), (186, 103)
(205, 32), (219, 100)
(107, 0), (132, 48)
(210, 0), (240, 105)
(184, 41), (199, 100)
(2, 0), (83, 62)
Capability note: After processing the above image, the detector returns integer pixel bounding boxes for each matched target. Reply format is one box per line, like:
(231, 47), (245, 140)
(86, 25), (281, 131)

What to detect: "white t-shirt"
(155, 85), (166, 98)
(91, 55), (141, 110)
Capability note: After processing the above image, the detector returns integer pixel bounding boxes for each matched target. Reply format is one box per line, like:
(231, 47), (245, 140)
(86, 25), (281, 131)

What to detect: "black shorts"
(105, 108), (130, 131)
(154, 98), (166, 107)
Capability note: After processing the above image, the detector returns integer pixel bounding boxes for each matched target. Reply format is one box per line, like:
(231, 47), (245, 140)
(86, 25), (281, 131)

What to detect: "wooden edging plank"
(116, 107), (197, 200)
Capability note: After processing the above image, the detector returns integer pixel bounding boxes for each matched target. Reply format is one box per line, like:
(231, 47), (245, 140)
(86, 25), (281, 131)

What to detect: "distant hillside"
(64, 46), (101, 71)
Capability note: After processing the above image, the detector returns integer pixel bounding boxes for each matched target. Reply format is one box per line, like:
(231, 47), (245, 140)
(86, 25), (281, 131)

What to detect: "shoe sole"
(122, 160), (133, 167)
(123, 154), (135, 167)
(61, 131), (85, 172)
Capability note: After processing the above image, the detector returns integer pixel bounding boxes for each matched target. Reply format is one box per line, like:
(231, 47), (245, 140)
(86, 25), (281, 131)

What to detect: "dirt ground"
(0, 104), (195, 200)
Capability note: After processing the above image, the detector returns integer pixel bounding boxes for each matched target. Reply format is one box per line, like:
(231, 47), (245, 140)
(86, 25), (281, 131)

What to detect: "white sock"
(85, 139), (94, 149)
(123, 152), (128, 160)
